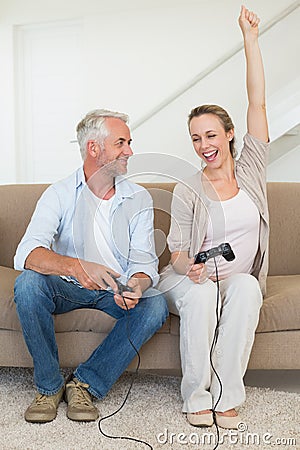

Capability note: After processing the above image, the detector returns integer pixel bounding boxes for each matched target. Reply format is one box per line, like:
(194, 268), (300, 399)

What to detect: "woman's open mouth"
(203, 150), (218, 162)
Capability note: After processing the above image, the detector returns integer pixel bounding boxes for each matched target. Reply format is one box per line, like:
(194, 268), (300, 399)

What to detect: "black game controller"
(111, 275), (134, 296)
(194, 243), (235, 264)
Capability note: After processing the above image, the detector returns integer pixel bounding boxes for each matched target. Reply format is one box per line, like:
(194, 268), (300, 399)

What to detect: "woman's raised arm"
(239, 5), (269, 142)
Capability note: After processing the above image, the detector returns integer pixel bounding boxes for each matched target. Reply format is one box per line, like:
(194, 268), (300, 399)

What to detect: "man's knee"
(14, 270), (48, 310)
(139, 288), (169, 326)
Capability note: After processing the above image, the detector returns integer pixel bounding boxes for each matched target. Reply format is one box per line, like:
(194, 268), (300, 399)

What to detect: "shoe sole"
(67, 412), (99, 422)
(189, 422), (214, 428)
(25, 414), (57, 423)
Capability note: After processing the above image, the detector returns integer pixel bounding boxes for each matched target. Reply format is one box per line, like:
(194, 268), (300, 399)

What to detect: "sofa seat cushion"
(257, 275), (300, 333)
(3, 266), (298, 336)
(54, 310), (171, 334)
(0, 266), (170, 335)
(0, 267), (21, 331)
(54, 310), (116, 333)
(167, 275), (300, 337)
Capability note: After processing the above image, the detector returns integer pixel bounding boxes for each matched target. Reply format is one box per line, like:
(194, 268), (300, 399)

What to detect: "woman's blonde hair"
(188, 104), (236, 158)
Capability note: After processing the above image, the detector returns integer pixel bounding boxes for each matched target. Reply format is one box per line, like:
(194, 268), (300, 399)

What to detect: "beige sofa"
(0, 182), (299, 371)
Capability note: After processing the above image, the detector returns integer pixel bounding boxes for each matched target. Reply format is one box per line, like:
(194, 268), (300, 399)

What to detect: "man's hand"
(74, 259), (120, 291)
(24, 248), (120, 291)
(187, 258), (208, 284)
(114, 277), (143, 310)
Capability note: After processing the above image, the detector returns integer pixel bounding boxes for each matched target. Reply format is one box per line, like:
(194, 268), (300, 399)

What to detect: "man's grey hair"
(76, 109), (129, 160)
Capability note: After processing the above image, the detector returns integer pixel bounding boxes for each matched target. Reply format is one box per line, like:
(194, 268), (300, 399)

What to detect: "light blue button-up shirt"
(14, 167), (159, 286)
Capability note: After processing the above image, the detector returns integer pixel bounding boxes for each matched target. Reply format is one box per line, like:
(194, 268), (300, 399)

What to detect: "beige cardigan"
(165, 133), (270, 296)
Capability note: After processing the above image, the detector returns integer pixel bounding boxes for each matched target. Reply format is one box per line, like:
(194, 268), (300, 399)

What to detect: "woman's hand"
(239, 5), (269, 142)
(187, 258), (208, 284)
(238, 5), (260, 40)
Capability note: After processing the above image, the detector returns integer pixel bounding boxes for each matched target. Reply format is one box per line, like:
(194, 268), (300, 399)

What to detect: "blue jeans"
(14, 270), (168, 398)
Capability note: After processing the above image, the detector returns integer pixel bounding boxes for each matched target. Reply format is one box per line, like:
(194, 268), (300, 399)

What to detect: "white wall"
(267, 145), (300, 182)
(1, 0), (299, 184)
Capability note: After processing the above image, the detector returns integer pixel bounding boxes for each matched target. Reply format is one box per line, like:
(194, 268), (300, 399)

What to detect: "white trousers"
(158, 272), (262, 412)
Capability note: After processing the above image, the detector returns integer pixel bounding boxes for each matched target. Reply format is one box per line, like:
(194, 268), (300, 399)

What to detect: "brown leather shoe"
(25, 386), (64, 423)
(65, 377), (99, 421)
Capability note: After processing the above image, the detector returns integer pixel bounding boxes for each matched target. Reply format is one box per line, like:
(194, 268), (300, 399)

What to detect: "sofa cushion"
(1, 267), (298, 335)
(0, 184), (49, 268)
(0, 266), (171, 335)
(257, 275), (300, 333)
(54, 309), (171, 334)
(0, 267), (120, 333)
(54, 310), (116, 333)
(164, 276), (300, 338)
(0, 267), (21, 331)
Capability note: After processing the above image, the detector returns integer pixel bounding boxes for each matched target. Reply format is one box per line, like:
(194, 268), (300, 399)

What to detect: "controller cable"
(209, 257), (223, 450)
(98, 295), (153, 450)
(98, 259), (224, 450)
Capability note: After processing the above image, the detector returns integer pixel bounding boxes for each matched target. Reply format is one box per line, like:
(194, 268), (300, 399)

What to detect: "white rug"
(0, 367), (299, 450)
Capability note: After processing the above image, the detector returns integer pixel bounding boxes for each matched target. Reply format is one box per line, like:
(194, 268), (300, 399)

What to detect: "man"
(14, 109), (168, 423)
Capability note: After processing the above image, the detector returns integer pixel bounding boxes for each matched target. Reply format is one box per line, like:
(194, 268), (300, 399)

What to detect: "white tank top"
(200, 189), (260, 279)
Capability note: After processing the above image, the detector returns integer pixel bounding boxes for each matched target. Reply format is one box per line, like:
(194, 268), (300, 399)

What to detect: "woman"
(158, 6), (269, 429)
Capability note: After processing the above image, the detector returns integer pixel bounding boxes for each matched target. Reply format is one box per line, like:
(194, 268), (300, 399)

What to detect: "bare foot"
(192, 409), (212, 415)
(216, 408), (238, 417)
